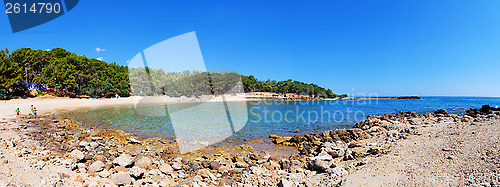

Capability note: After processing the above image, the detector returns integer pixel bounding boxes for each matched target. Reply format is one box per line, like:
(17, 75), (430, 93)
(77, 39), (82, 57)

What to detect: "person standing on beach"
(33, 107), (37, 116)
(15, 108), (20, 116)
(30, 105), (34, 115)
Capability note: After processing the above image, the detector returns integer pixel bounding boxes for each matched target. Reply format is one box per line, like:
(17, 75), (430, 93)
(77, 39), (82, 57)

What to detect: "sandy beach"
(0, 95), (254, 120)
(0, 96), (499, 186)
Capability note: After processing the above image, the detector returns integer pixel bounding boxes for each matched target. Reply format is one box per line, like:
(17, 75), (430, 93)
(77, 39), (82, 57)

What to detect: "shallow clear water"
(60, 96), (500, 140)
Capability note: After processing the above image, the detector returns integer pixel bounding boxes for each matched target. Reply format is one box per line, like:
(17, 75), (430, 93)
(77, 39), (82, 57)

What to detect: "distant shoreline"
(334, 96), (421, 101)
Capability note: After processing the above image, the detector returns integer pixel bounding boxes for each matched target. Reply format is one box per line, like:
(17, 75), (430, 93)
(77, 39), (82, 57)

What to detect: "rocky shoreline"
(0, 105), (499, 186)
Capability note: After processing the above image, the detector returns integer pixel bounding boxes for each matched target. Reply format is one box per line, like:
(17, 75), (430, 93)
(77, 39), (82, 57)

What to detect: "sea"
(59, 96), (500, 142)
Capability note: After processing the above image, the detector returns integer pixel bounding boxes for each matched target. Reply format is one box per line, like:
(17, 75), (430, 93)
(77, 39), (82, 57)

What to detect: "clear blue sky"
(1, 0), (499, 96)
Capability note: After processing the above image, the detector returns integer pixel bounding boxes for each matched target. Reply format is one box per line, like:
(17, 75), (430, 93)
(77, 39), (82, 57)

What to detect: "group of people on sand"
(15, 105), (38, 116)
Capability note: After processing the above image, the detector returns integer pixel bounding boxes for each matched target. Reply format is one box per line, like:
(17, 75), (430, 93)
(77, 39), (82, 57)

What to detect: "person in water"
(33, 107), (37, 116)
(15, 108), (20, 116)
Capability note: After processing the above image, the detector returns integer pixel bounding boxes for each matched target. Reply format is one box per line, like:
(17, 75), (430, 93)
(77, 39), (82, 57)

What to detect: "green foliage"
(240, 75), (339, 98)
(0, 47), (130, 98)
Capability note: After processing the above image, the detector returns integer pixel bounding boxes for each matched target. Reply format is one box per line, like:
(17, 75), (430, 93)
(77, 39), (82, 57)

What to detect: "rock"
(235, 161), (248, 168)
(209, 161), (220, 170)
(135, 157), (152, 169)
(309, 155), (333, 161)
(79, 141), (89, 147)
(115, 165), (129, 172)
(61, 159), (77, 170)
(88, 161), (105, 173)
(159, 178), (176, 187)
(90, 142), (99, 149)
(129, 166), (145, 178)
(293, 129), (300, 133)
(218, 166), (230, 173)
(77, 163), (87, 173)
(113, 154), (134, 167)
(129, 137), (142, 144)
(348, 140), (364, 148)
(264, 161), (281, 171)
(69, 149), (85, 162)
(36, 160), (46, 169)
(98, 169), (112, 178)
(310, 159), (331, 172)
(277, 179), (293, 187)
(110, 172), (133, 186)
(199, 169), (217, 181)
(159, 163), (174, 174)
(367, 148), (380, 155)
(328, 167), (348, 176)
(269, 134), (291, 144)
(171, 161), (182, 170)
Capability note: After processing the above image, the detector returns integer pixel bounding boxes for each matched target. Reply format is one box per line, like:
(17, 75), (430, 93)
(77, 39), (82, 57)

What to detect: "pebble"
(135, 157), (152, 169)
(88, 161), (104, 173)
(129, 166), (146, 178)
(69, 149), (85, 162)
(110, 172), (133, 186)
(159, 163), (173, 174)
(113, 154), (134, 167)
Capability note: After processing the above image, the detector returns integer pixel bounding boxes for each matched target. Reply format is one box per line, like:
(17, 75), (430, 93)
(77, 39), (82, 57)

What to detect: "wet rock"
(434, 109), (448, 115)
(113, 154), (134, 167)
(269, 134), (291, 144)
(110, 172), (133, 186)
(88, 161), (104, 173)
(69, 149), (85, 162)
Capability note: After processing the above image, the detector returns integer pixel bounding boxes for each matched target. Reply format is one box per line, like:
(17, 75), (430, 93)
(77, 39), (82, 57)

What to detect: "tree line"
(0, 47), (343, 99)
(0, 47), (129, 98)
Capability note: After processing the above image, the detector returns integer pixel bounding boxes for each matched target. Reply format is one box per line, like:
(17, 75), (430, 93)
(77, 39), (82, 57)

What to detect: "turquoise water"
(60, 96), (500, 140)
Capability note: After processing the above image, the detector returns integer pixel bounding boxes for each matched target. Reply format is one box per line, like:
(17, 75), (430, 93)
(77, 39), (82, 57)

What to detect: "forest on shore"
(0, 48), (343, 99)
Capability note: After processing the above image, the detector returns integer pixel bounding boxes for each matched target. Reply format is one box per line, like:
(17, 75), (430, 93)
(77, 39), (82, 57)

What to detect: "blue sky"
(1, 0), (500, 96)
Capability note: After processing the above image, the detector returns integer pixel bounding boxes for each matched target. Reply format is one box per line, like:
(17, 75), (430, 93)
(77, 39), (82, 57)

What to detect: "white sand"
(0, 95), (252, 119)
